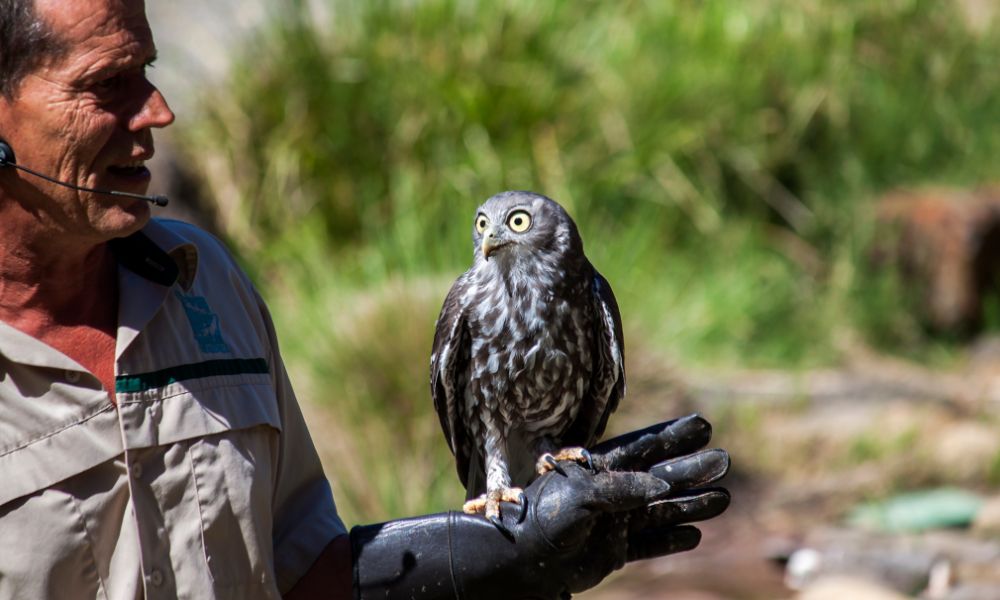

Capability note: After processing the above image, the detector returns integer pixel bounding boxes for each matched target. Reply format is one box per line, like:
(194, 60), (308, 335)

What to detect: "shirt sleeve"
(255, 290), (348, 593)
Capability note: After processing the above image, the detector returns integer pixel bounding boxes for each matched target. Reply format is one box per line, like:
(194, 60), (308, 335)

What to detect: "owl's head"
(471, 191), (582, 266)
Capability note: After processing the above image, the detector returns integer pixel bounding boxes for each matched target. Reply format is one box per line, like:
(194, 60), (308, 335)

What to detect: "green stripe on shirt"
(115, 357), (269, 393)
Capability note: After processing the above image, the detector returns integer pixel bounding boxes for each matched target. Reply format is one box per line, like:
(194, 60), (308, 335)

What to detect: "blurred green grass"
(179, 0), (1000, 523)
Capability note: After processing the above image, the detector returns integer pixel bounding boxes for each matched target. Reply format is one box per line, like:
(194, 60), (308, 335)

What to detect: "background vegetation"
(179, 0), (1000, 525)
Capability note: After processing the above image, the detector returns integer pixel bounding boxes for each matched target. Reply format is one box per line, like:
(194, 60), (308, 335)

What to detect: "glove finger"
(628, 488), (731, 532)
(585, 469), (675, 512)
(590, 414), (712, 472)
(648, 448), (730, 490)
(626, 525), (702, 562)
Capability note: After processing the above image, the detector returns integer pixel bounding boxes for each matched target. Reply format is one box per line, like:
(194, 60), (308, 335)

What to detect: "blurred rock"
(796, 575), (908, 600)
(146, 1), (268, 113)
(873, 187), (1000, 334)
(971, 495), (1000, 536)
(783, 526), (1000, 600)
(140, 3), (270, 232)
(146, 138), (217, 233)
(944, 584), (1000, 600)
(785, 542), (938, 595)
(931, 424), (1000, 483)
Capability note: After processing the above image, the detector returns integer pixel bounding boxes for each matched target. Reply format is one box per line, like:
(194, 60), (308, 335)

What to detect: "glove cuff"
(351, 510), (557, 600)
(351, 511), (459, 600)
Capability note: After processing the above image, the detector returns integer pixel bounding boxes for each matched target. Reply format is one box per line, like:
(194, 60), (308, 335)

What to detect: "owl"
(430, 191), (625, 526)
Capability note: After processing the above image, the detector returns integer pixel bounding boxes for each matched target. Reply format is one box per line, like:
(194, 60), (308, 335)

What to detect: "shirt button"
(149, 569), (164, 587)
(65, 370), (81, 383)
(131, 462), (143, 479)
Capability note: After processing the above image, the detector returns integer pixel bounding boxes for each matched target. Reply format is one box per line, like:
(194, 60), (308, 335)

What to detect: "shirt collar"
(110, 218), (199, 291)
(113, 219), (200, 360)
(0, 219), (202, 367)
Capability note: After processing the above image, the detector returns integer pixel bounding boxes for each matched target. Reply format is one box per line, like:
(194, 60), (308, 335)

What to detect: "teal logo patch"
(176, 292), (231, 354)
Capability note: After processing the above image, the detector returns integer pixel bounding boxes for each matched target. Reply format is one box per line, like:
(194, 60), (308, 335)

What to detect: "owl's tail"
(464, 454), (486, 500)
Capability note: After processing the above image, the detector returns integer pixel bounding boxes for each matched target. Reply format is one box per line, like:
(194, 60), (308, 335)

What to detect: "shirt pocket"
(181, 383), (283, 591)
(0, 468), (129, 600)
(0, 398), (126, 600)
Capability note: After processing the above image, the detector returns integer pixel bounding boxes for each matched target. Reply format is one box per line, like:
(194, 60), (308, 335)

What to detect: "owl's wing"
(430, 274), (477, 491)
(566, 268), (625, 447)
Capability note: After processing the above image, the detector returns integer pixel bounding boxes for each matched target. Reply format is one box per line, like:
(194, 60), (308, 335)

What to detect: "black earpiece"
(0, 138), (168, 207)
(0, 139), (15, 166)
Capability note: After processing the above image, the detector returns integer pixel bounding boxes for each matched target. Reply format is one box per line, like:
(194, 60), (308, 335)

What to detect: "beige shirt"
(0, 219), (345, 600)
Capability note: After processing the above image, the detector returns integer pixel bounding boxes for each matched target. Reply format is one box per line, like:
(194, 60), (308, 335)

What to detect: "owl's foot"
(463, 487), (527, 532)
(537, 447), (595, 477)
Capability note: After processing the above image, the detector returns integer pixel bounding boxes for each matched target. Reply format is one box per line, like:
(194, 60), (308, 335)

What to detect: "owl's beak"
(481, 226), (505, 260)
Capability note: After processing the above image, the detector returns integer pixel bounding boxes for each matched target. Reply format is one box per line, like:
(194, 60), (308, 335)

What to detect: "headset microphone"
(0, 140), (169, 207)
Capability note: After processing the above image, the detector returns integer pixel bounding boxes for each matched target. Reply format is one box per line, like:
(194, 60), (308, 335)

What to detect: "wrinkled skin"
(0, 0), (174, 248)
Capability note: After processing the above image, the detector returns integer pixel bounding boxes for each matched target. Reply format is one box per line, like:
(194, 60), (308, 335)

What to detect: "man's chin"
(92, 199), (153, 240)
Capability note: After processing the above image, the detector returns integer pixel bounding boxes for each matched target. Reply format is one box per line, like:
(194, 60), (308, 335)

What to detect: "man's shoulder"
(146, 218), (231, 259)
(141, 218), (254, 293)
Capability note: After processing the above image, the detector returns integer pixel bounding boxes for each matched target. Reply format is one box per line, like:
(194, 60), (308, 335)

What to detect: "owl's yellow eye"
(507, 210), (532, 233)
(475, 214), (490, 234)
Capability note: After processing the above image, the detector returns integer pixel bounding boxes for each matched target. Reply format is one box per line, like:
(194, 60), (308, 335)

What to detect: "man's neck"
(0, 189), (122, 322)
(0, 238), (118, 331)
(0, 230), (121, 400)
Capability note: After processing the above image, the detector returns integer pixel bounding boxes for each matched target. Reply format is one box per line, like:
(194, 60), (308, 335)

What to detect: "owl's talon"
(545, 454), (567, 476)
(462, 497), (486, 514)
(515, 491), (528, 522)
(538, 447), (594, 477)
(464, 487), (525, 528)
(489, 515), (514, 540)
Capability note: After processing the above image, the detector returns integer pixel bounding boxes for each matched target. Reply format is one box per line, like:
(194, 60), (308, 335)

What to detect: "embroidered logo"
(176, 292), (231, 354)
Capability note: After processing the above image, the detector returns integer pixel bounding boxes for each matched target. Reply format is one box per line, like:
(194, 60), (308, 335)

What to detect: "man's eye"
(95, 75), (122, 90)
(92, 61), (154, 93)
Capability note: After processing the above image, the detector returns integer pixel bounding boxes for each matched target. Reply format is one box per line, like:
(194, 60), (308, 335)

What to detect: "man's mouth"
(107, 160), (150, 178)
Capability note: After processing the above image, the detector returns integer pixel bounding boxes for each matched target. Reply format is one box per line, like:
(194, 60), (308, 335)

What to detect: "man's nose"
(129, 84), (175, 131)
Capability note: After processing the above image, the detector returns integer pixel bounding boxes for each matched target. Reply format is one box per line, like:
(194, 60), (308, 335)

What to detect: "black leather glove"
(350, 414), (730, 600)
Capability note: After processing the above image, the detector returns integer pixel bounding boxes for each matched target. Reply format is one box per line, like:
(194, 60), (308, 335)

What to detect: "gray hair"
(0, 0), (67, 99)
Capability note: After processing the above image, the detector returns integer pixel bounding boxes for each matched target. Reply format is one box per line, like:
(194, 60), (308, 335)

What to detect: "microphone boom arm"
(0, 141), (169, 207)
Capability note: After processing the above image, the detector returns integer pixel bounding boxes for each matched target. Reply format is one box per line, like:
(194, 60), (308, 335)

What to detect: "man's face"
(0, 0), (174, 242)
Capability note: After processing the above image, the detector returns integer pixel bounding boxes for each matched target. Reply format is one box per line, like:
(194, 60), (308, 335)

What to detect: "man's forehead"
(36, 0), (151, 46)
(32, 0), (155, 78)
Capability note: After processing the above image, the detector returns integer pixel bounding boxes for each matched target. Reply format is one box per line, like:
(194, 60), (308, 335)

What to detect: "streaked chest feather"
(461, 263), (595, 432)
